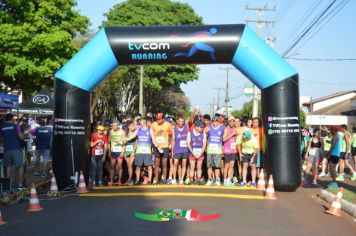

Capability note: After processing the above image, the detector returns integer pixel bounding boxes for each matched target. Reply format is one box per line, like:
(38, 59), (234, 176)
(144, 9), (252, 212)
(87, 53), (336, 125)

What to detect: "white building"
(302, 89), (356, 127)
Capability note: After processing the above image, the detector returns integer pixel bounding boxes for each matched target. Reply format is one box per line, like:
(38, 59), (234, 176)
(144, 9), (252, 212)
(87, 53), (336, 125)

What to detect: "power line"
(276, 0), (324, 53)
(290, 0), (351, 55)
(282, 0), (337, 56)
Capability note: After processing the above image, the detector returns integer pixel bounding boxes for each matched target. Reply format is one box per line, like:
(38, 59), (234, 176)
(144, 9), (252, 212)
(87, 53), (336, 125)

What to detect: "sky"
(76, 0), (356, 114)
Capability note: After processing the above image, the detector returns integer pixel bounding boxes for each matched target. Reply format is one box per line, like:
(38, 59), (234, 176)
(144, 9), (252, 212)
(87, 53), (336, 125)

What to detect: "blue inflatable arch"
(53, 24), (301, 191)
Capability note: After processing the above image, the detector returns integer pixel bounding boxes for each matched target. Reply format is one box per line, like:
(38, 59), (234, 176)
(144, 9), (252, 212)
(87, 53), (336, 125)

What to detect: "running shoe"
(215, 179), (221, 186)
(318, 172), (327, 177)
(312, 180), (317, 185)
(153, 180), (158, 185)
(251, 182), (256, 188)
(167, 177), (173, 185)
(184, 178), (190, 185)
(335, 175), (344, 181)
(240, 181), (247, 187)
(351, 173), (356, 181)
(198, 179), (205, 185)
(98, 181), (103, 186)
(327, 182), (338, 189)
(126, 179), (133, 186)
(159, 179), (167, 185)
(134, 180), (140, 185)
(171, 179), (177, 185)
(108, 181), (113, 187)
(178, 179), (184, 185)
(206, 179), (214, 186)
(147, 181), (152, 185)
(233, 177), (238, 184)
(118, 181), (123, 186)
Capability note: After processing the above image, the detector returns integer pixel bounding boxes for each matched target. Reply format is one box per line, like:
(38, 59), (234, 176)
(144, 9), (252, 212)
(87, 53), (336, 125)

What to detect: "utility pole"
(219, 67), (235, 117)
(207, 97), (215, 117)
(139, 65), (144, 115)
(213, 87), (224, 113)
(245, 5), (276, 118)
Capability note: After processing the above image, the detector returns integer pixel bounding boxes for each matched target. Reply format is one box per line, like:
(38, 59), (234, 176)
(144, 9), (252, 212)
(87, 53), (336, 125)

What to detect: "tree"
(0, 0), (89, 96)
(91, 0), (202, 121)
(231, 100), (262, 119)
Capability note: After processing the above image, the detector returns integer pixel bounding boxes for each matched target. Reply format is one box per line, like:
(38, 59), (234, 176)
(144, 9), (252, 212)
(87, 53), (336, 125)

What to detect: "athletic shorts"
(242, 154), (256, 164)
(3, 149), (24, 167)
(189, 156), (204, 161)
(36, 149), (51, 163)
(339, 152), (352, 161)
(308, 149), (321, 165)
(135, 154), (152, 167)
(173, 152), (189, 160)
(207, 154), (222, 168)
(256, 151), (264, 168)
(223, 154), (236, 163)
(111, 152), (122, 160)
(352, 147), (356, 156)
(328, 155), (339, 164)
(153, 147), (169, 158)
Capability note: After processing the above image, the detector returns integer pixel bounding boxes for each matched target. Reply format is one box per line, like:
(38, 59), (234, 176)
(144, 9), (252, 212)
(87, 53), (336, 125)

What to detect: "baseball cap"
(243, 130), (251, 139)
(97, 125), (105, 131)
(195, 120), (204, 128)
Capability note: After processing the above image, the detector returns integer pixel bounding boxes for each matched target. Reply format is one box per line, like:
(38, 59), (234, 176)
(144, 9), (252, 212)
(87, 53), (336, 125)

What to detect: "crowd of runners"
(301, 125), (356, 188)
(90, 112), (264, 187)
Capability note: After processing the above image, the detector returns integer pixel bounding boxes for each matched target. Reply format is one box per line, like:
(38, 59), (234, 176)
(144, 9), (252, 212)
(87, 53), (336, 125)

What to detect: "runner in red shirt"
(90, 125), (108, 186)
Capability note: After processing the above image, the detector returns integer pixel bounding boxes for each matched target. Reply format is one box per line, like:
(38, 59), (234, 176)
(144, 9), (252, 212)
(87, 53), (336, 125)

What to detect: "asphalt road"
(1, 186), (355, 236)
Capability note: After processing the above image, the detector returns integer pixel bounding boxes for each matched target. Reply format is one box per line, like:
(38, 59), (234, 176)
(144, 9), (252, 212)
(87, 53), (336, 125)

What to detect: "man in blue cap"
(236, 130), (258, 187)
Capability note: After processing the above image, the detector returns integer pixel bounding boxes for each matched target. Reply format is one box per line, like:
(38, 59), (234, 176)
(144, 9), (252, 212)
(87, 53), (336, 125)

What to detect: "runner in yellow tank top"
(108, 121), (125, 186)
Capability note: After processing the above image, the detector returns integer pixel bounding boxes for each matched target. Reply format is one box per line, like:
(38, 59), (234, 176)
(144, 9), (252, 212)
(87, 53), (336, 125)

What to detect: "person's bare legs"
(173, 159), (179, 180)
(154, 158), (161, 182)
(162, 157), (168, 180)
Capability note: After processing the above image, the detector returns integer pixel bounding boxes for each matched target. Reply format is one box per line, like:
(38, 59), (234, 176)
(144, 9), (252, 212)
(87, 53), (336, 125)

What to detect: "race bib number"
(95, 148), (103, 155)
(309, 149), (316, 155)
(126, 145), (133, 152)
(112, 146), (122, 152)
(180, 140), (187, 147)
(193, 148), (202, 157)
(209, 143), (219, 151)
(156, 136), (165, 144)
(230, 142), (236, 150)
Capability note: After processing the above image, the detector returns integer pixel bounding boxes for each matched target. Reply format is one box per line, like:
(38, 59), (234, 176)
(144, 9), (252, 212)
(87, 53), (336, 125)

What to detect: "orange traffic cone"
(77, 171), (89, 194)
(325, 188), (343, 217)
(47, 174), (60, 197)
(0, 210), (7, 225)
(257, 169), (266, 191)
(27, 183), (43, 211)
(264, 175), (277, 200)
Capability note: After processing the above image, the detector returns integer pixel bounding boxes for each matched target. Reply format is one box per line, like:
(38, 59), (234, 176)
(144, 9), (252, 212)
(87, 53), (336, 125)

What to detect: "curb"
(0, 181), (50, 206)
(319, 189), (356, 218)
